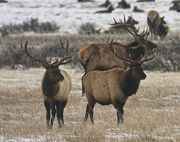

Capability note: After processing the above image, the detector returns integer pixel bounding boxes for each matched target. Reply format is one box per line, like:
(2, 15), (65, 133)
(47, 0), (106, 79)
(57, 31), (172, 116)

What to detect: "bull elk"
(78, 15), (157, 73)
(23, 41), (72, 128)
(82, 42), (155, 124)
(147, 10), (169, 39)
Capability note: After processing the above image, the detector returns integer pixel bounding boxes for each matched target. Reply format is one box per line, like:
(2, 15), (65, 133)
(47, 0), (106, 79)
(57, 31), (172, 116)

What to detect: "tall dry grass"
(0, 32), (180, 71)
(0, 67), (179, 142)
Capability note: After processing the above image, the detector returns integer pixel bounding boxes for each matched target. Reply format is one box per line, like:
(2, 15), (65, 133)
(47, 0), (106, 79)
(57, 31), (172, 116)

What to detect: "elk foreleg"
(50, 104), (56, 127)
(114, 104), (124, 124)
(44, 100), (51, 128)
(117, 107), (124, 124)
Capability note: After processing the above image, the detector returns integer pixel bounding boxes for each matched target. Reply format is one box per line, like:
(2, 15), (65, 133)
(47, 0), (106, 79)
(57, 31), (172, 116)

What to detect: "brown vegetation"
(0, 68), (179, 141)
(0, 33), (180, 71)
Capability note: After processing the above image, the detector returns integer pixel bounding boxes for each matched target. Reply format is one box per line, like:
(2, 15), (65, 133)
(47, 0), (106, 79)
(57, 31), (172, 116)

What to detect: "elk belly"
(92, 80), (112, 105)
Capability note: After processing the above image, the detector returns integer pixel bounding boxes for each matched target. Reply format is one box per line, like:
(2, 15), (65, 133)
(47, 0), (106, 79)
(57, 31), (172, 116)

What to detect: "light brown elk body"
(23, 41), (72, 128)
(78, 42), (128, 72)
(147, 10), (169, 39)
(83, 45), (155, 124)
(78, 38), (156, 73)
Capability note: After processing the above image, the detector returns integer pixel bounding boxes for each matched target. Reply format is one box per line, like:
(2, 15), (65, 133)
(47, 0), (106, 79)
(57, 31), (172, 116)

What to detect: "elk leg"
(50, 103), (56, 127)
(84, 104), (90, 122)
(89, 106), (94, 124)
(44, 100), (51, 128)
(117, 107), (124, 124)
(114, 104), (124, 124)
(84, 103), (95, 124)
(56, 101), (67, 128)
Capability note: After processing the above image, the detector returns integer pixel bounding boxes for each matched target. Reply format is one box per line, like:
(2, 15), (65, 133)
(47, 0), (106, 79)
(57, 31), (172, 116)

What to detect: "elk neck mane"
(120, 69), (140, 96)
(42, 72), (60, 98)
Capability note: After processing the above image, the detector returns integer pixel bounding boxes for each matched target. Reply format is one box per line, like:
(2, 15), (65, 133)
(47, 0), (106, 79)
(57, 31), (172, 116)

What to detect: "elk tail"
(81, 73), (86, 96)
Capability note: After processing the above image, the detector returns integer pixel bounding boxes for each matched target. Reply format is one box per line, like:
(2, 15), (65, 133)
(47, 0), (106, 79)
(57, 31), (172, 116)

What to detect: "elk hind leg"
(84, 103), (95, 124)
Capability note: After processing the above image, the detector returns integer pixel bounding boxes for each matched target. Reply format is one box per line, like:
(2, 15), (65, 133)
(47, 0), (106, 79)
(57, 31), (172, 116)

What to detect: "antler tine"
(60, 39), (65, 49)
(110, 18), (121, 26)
(105, 36), (110, 46)
(127, 28), (135, 36)
(65, 39), (69, 57)
(111, 48), (134, 63)
(139, 54), (155, 64)
(113, 18), (118, 24)
(56, 55), (72, 66)
(59, 39), (69, 57)
(140, 29), (146, 35)
(108, 38), (114, 48)
(23, 40), (49, 66)
(108, 39), (134, 64)
(102, 37), (114, 52)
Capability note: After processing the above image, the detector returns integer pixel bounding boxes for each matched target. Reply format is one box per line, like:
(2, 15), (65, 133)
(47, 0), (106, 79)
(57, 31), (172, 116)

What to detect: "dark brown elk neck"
(42, 72), (60, 98)
(120, 70), (140, 96)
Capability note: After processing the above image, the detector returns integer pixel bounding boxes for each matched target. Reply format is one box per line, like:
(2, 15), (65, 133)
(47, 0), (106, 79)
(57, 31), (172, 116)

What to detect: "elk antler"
(60, 39), (69, 57)
(52, 55), (72, 67)
(22, 41), (50, 67)
(107, 39), (135, 64)
(23, 40), (72, 67)
(107, 36), (155, 64)
(111, 15), (149, 41)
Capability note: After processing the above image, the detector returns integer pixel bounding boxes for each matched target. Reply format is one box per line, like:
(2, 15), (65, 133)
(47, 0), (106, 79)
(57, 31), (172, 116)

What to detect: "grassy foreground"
(0, 66), (179, 142)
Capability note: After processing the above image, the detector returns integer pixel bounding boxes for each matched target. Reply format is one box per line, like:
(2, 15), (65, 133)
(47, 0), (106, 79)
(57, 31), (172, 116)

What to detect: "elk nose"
(58, 75), (64, 81)
(142, 73), (147, 80)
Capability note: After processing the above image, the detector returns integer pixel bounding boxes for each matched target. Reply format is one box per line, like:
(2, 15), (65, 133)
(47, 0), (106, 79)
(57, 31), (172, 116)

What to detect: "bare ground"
(0, 67), (180, 142)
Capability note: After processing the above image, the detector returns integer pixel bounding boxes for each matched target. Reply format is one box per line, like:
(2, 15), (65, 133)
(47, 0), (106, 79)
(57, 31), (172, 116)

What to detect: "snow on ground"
(0, 136), (47, 142)
(0, 0), (179, 34)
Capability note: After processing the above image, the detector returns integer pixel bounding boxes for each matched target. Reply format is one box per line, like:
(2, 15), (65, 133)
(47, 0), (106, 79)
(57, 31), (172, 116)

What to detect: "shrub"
(78, 22), (100, 34)
(0, 18), (59, 36)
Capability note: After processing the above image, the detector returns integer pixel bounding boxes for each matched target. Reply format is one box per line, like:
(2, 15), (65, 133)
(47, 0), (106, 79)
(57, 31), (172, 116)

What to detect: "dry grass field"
(0, 66), (179, 142)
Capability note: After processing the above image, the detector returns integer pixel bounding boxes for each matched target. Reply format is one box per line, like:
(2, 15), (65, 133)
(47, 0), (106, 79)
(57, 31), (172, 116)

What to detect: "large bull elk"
(82, 42), (155, 124)
(23, 41), (72, 128)
(78, 15), (157, 73)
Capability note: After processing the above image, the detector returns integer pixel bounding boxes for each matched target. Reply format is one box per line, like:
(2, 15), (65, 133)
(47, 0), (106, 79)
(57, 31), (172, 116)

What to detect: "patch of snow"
(163, 94), (180, 102)
(151, 107), (175, 113)
(0, 136), (47, 142)
(105, 132), (139, 140)
(0, 0), (179, 34)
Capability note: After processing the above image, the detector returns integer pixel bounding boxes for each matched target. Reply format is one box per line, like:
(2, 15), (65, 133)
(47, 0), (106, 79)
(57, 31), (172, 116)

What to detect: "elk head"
(22, 41), (72, 83)
(111, 15), (157, 60)
(109, 39), (155, 80)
